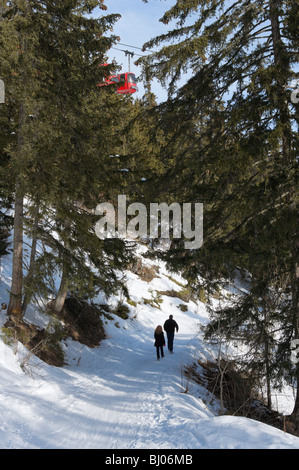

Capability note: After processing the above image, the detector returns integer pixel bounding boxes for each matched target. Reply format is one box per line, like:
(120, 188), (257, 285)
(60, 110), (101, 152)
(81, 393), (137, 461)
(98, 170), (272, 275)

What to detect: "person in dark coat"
(154, 325), (165, 360)
(163, 315), (179, 353)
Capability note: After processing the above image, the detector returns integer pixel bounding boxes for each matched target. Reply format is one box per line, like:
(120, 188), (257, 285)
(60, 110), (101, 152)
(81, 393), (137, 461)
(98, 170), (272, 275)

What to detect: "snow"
(1, 246), (299, 449)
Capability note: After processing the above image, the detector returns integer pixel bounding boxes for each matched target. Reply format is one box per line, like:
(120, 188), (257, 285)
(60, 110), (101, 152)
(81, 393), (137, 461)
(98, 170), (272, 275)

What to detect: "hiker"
(154, 325), (165, 360)
(163, 315), (179, 353)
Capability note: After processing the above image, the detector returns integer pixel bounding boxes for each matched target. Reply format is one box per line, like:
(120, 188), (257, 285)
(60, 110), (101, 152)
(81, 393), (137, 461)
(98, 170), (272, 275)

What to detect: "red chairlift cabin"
(117, 72), (138, 95)
(97, 64), (138, 95)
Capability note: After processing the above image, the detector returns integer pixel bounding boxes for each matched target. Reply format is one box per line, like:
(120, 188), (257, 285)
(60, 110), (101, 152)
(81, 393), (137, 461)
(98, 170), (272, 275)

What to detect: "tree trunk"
(53, 225), (71, 314)
(291, 238), (299, 432)
(261, 303), (272, 409)
(8, 97), (26, 318)
(265, 335), (272, 409)
(53, 260), (69, 314)
(269, 0), (299, 431)
(269, 0), (292, 162)
(269, 0), (282, 65)
(7, 180), (24, 318)
(22, 202), (39, 315)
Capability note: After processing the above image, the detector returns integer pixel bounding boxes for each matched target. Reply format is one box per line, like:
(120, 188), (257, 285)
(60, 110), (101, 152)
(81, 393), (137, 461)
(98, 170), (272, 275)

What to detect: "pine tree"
(0, 0), (134, 317)
(113, 92), (167, 204)
(140, 0), (299, 426)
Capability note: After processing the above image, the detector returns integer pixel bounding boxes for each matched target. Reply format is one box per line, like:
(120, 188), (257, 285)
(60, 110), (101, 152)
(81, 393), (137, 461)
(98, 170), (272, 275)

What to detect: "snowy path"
(1, 262), (299, 449)
(40, 312), (212, 449)
(0, 321), (210, 449)
(2, 306), (299, 449)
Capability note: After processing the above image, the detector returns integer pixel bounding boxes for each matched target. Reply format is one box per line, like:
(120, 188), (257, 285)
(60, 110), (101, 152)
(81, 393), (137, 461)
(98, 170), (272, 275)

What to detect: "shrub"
(179, 304), (188, 312)
(114, 303), (130, 319)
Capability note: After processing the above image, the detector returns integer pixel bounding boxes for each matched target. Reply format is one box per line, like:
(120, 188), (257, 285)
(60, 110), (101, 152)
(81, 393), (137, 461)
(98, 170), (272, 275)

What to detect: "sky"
(95, 0), (178, 102)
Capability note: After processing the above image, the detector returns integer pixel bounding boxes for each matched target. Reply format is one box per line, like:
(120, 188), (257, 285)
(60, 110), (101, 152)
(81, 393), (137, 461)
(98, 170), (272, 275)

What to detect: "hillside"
(1, 244), (299, 450)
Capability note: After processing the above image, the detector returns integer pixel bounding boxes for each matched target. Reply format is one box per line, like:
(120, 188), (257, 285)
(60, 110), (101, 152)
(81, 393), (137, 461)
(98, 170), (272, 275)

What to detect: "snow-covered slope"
(1, 245), (299, 449)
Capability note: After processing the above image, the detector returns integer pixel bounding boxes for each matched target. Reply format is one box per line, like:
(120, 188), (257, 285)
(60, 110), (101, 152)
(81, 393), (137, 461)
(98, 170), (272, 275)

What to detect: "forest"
(0, 0), (299, 437)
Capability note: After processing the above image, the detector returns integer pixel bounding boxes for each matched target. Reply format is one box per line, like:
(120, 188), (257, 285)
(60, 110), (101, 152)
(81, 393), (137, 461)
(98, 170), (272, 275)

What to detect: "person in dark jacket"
(154, 325), (165, 360)
(163, 315), (179, 353)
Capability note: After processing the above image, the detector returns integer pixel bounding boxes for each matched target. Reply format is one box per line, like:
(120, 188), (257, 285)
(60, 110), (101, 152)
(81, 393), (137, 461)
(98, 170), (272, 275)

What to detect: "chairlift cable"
(116, 42), (156, 54)
(111, 46), (143, 58)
